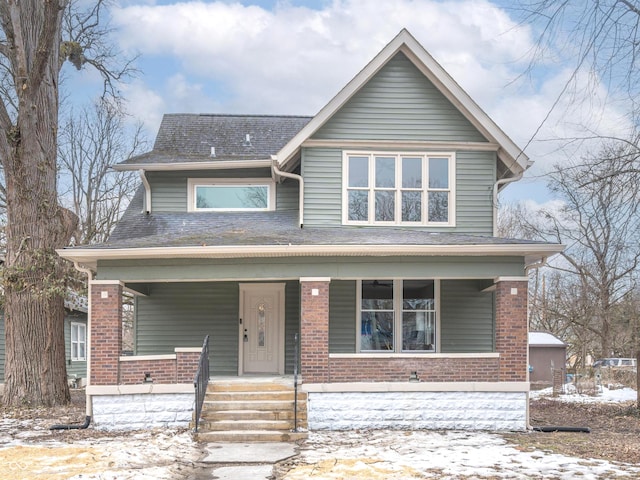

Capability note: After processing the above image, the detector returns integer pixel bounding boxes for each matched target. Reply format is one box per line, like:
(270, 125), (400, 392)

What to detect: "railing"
(293, 332), (299, 432)
(193, 335), (210, 433)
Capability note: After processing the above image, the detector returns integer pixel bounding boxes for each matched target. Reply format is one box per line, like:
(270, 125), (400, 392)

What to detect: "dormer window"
(342, 152), (455, 226)
(188, 178), (275, 212)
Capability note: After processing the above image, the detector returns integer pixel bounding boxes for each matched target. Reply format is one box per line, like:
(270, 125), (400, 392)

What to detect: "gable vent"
(210, 146), (216, 157)
(243, 134), (252, 146)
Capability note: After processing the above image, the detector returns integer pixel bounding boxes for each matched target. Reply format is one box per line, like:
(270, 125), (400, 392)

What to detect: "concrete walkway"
(201, 442), (298, 479)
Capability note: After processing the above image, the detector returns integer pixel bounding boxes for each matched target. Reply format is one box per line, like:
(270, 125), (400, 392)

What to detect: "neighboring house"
(528, 332), (567, 384)
(0, 301), (88, 387)
(58, 29), (562, 432)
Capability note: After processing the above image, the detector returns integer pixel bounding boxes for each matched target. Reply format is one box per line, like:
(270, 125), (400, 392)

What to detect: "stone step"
(208, 381), (296, 392)
(200, 419), (294, 431)
(205, 391), (306, 402)
(201, 409), (307, 422)
(195, 430), (307, 443)
(204, 399), (299, 411)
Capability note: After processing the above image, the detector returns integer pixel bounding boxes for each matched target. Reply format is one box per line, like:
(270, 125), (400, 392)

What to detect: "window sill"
(330, 352), (500, 359)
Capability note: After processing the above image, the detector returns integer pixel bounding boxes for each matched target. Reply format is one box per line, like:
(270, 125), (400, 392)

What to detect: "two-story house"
(58, 29), (562, 435)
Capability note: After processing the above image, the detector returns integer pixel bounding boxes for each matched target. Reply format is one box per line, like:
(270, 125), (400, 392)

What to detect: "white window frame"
(356, 279), (441, 353)
(342, 152), (456, 226)
(70, 322), (87, 362)
(187, 178), (276, 212)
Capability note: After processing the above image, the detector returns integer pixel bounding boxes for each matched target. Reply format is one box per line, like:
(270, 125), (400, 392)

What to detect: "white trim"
(187, 178), (276, 212)
(302, 139), (500, 151)
(87, 384), (195, 395)
(302, 381), (529, 393)
(276, 29), (529, 175)
(58, 243), (564, 269)
(174, 347), (203, 353)
(342, 151), (456, 227)
(119, 354), (176, 361)
(113, 159), (273, 172)
(330, 352), (500, 359)
(299, 277), (331, 283)
(90, 279), (125, 286)
(494, 276), (529, 283)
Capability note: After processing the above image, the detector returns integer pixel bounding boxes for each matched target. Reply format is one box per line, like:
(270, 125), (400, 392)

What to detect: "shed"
(529, 332), (567, 384)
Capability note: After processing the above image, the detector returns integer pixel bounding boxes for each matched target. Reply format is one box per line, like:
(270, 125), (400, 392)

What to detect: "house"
(57, 29), (563, 432)
(0, 300), (88, 389)
(529, 332), (567, 384)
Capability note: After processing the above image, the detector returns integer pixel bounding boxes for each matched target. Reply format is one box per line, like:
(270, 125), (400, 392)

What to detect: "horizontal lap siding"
(329, 281), (357, 353)
(456, 151), (495, 234)
(312, 52), (486, 142)
(285, 281), (300, 374)
(65, 313), (87, 378)
(302, 148), (343, 225)
(441, 280), (494, 353)
(135, 282), (239, 375)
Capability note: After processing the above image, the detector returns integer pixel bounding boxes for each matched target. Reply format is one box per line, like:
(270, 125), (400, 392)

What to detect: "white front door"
(240, 283), (285, 374)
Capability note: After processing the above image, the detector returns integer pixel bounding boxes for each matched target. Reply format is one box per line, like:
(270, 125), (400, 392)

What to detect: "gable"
(312, 52), (487, 143)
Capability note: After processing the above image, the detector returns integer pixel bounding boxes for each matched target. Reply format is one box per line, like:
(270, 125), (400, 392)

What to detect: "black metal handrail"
(293, 332), (299, 432)
(193, 334), (210, 433)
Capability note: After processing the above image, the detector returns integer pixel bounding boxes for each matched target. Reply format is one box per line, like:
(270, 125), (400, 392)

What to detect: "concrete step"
(200, 419), (294, 431)
(205, 391), (306, 402)
(195, 430), (307, 443)
(208, 381), (296, 392)
(204, 399), (299, 411)
(201, 409), (307, 422)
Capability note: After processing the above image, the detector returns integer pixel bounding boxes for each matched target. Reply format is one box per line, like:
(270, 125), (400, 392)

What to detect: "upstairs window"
(343, 153), (455, 225)
(188, 178), (275, 212)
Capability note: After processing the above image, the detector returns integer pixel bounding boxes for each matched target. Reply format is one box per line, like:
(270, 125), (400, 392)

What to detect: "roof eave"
(113, 159), (274, 172)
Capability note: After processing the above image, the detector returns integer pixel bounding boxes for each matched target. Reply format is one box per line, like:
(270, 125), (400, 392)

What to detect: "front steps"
(195, 378), (308, 442)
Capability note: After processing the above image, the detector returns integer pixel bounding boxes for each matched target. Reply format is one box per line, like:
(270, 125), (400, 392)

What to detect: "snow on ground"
(280, 429), (640, 480)
(530, 384), (637, 403)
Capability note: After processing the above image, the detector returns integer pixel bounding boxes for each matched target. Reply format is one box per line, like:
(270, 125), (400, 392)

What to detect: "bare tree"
(59, 100), (146, 246)
(0, 0), (134, 406)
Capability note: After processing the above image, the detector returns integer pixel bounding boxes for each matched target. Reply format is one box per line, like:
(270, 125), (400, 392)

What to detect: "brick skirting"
(118, 351), (200, 385)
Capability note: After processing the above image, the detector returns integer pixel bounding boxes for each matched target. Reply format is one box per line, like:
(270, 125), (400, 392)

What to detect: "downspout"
(271, 157), (304, 228)
(51, 261), (94, 430)
(139, 169), (152, 214)
(493, 171), (523, 236)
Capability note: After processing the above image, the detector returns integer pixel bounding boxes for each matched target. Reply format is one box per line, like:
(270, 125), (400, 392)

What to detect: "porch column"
(495, 277), (528, 382)
(300, 277), (330, 383)
(90, 280), (123, 385)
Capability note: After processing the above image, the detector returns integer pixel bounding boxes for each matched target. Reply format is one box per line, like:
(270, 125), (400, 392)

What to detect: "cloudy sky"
(69, 0), (633, 204)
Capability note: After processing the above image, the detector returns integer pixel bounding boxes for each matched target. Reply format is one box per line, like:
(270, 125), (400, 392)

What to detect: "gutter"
(51, 261), (94, 430)
(271, 157), (304, 228)
(139, 169), (151, 214)
(493, 171), (523, 236)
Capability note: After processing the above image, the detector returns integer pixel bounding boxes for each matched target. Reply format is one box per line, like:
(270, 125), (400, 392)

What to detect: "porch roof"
(58, 188), (563, 269)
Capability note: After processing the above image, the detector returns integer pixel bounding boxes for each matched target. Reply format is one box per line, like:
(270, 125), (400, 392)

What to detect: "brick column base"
(300, 278), (330, 383)
(495, 279), (528, 382)
(90, 281), (123, 385)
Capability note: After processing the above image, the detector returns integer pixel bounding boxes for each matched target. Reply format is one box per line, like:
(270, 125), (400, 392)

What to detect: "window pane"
(402, 157), (422, 188)
(71, 326), (77, 342)
(401, 191), (421, 222)
(375, 190), (395, 221)
(72, 344), (78, 359)
(403, 280), (434, 309)
(428, 191), (449, 222)
(362, 280), (393, 309)
(349, 156), (369, 187)
(375, 156), (395, 188)
(402, 312), (435, 351)
(348, 190), (368, 221)
(196, 185), (268, 209)
(361, 311), (394, 350)
(79, 343), (85, 360)
(429, 157), (449, 188)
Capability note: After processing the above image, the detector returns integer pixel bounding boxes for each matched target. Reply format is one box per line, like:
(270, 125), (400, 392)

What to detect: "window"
(358, 279), (437, 353)
(343, 153), (455, 225)
(71, 322), (86, 361)
(188, 178), (275, 212)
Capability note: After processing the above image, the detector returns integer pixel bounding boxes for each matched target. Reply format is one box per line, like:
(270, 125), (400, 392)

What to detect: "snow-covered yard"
(0, 386), (639, 479)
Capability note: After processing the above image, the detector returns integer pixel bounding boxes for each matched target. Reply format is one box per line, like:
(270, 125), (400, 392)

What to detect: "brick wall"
(495, 280), (528, 382)
(91, 282), (123, 385)
(176, 351), (201, 383)
(300, 280), (330, 383)
(119, 359), (177, 384)
(328, 356), (500, 382)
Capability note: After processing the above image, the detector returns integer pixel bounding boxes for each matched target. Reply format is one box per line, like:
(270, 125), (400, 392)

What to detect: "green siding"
(100, 256), (525, 283)
(135, 282), (239, 375)
(284, 281), (300, 373)
(277, 178), (299, 211)
(329, 281), (357, 353)
(456, 151), (495, 234)
(312, 52), (487, 142)
(65, 312), (88, 379)
(301, 148), (343, 226)
(440, 279), (495, 353)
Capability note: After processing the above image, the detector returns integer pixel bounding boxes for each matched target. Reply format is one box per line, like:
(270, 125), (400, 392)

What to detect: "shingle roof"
(97, 186), (550, 250)
(119, 114), (313, 165)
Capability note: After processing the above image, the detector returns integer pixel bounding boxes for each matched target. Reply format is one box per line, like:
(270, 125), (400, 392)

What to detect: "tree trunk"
(1, 0), (76, 407)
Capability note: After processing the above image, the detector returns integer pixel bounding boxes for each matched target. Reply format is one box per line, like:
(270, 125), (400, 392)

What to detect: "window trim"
(187, 178), (276, 212)
(342, 152), (456, 226)
(70, 322), (87, 362)
(356, 279), (441, 354)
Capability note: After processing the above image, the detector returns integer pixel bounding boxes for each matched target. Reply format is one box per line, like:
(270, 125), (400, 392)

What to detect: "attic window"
(188, 178), (275, 212)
